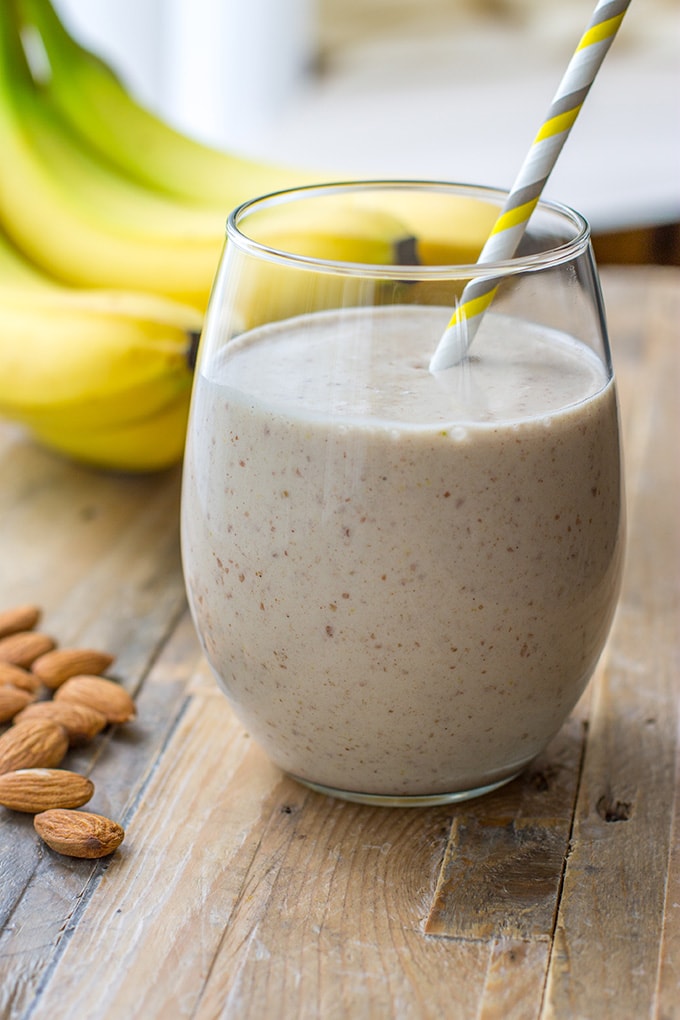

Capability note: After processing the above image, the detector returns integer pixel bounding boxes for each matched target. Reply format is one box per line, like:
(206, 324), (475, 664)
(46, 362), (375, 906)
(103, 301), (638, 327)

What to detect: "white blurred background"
(52, 0), (680, 255)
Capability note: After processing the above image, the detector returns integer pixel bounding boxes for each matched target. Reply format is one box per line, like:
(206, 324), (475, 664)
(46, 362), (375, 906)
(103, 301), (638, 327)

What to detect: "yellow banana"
(0, 222), (58, 288)
(0, 11), (415, 475)
(28, 389), (192, 473)
(220, 190), (418, 330)
(0, 224), (198, 471)
(0, 286), (199, 428)
(351, 186), (499, 265)
(242, 191), (418, 264)
(13, 0), (314, 207)
(0, 4), (503, 477)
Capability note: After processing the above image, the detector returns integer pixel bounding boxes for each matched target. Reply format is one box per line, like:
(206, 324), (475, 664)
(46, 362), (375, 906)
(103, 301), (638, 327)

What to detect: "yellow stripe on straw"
(448, 285), (498, 329)
(490, 198), (540, 237)
(577, 13), (626, 51)
(535, 107), (581, 143)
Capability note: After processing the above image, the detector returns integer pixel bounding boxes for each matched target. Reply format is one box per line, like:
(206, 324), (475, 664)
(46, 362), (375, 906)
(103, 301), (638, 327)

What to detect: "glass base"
(287, 770), (522, 808)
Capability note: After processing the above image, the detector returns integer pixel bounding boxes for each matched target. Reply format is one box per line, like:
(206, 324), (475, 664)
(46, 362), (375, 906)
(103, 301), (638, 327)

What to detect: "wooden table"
(1, 266), (678, 1019)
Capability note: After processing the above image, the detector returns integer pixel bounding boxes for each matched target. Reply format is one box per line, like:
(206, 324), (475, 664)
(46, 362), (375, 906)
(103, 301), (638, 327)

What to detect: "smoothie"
(181, 304), (624, 800)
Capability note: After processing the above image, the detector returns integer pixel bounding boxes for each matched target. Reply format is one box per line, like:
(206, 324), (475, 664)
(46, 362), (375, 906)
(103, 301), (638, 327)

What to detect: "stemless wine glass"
(180, 181), (625, 807)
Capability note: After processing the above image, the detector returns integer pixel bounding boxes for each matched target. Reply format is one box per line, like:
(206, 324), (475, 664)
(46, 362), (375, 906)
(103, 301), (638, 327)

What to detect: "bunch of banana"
(1, 2), (232, 307)
(0, 0), (410, 472)
(14, 0), (310, 207)
(0, 0), (497, 473)
(1, 0), (410, 303)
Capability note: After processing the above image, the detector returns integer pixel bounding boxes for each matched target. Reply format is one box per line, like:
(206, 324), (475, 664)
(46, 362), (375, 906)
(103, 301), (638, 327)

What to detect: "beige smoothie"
(181, 304), (624, 800)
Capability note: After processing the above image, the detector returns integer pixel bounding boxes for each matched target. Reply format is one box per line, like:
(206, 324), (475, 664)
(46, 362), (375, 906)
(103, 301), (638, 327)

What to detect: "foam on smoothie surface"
(210, 305), (607, 427)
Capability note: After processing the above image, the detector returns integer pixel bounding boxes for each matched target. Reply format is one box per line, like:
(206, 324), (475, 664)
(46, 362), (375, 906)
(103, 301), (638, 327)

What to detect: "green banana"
(13, 0), (313, 206)
(12, 82), (226, 244)
(0, 7), (418, 313)
(0, 8), (228, 310)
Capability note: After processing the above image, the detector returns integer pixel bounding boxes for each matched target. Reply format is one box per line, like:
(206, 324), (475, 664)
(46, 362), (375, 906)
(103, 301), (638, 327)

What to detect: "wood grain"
(540, 268), (680, 1019)
(425, 715), (585, 941)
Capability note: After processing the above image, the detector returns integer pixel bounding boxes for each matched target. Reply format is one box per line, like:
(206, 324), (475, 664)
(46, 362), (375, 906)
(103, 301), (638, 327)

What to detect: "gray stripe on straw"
(461, 275), (497, 307)
(502, 179), (548, 214)
(548, 84), (591, 119)
(589, 0), (629, 29)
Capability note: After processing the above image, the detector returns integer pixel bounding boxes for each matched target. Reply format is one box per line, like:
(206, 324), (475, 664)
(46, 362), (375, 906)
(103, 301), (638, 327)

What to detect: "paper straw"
(429, 0), (632, 373)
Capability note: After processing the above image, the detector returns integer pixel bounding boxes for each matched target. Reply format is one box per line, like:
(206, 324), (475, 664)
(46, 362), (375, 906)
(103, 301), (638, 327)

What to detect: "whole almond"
(54, 675), (136, 724)
(0, 605), (42, 640)
(0, 685), (35, 724)
(34, 809), (125, 859)
(14, 700), (107, 746)
(0, 719), (68, 774)
(0, 632), (56, 669)
(0, 662), (42, 694)
(31, 648), (115, 690)
(0, 768), (94, 813)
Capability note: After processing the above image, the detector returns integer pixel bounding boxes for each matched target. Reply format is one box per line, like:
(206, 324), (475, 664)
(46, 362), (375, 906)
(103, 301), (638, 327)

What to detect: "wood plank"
(425, 715), (585, 941)
(655, 729), (680, 1018)
(430, 814), (567, 940)
(541, 269), (680, 1018)
(192, 790), (483, 1020)
(0, 449), (192, 1017)
(0, 611), (204, 1019)
(25, 681), (286, 1020)
(0, 429), (183, 615)
(477, 941), (550, 1020)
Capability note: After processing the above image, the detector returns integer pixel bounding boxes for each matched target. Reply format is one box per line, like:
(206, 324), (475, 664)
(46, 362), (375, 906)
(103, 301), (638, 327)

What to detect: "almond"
(14, 700), (107, 746)
(0, 631), (56, 669)
(31, 648), (115, 690)
(34, 809), (125, 859)
(0, 768), (94, 813)
(0, 719), (68, 774)
(54, 675), (136, 724)
(0, 685), (35, 724)
(0, 662), (42, 694)
(0, 604), (42, 640)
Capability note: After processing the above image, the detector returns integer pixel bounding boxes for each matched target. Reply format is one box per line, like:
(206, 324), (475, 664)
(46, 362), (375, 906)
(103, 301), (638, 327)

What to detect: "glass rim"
(226, 179), (592, 281)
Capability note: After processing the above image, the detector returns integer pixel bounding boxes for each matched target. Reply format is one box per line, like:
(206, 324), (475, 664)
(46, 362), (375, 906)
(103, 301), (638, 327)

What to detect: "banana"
(350, 187), (499, 266)
(12, 79), (227, 244)
(27, 389), (192, 473)
(0, 221), (59, 288)
(12, 0), (502, 262)
(13, 0), (314, 207)
(0, 9), (419, 312)
(221, 191), (419, 329)
(0, 8), (228, 309)
(0, 268), (200, 470)
(0, 3), (501, 477)
(0, 7), (416, 474)
(0, 285), (199, 428)
(243, 191), (418, 264)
